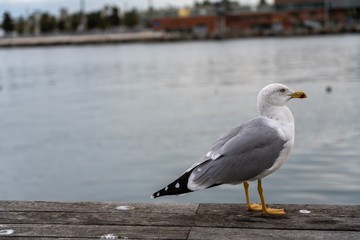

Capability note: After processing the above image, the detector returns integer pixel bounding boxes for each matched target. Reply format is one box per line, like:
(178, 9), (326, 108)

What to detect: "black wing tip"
(151, 184), (192, 199)
(151, 171), (194, 199)
(150, 191), (161, 199)
(151, 185), (168, 199)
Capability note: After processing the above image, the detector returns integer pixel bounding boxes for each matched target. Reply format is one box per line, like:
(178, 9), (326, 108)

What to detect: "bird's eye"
(279, 88), (286, 93)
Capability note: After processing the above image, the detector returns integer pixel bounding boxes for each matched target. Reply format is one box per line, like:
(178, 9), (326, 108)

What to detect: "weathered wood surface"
(0, 201), (359, 239)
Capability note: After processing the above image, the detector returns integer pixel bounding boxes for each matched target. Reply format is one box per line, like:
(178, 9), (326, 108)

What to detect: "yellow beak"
(289, 91), (307, 99)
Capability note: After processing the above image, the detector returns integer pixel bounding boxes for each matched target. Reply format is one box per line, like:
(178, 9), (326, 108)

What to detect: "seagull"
(151, 83), (307, 215)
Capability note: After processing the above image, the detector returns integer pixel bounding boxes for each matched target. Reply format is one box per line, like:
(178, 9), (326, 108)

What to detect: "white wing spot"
(197, 168), (202, 172)
(211, 152), (221, 160)
(175, 182), (180, 188)
(165, 186), (168, 191)
(156, 192), (160, 197)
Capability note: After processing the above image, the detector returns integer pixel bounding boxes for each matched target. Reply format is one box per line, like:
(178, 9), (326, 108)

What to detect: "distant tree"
(87, 11), (106, 30)
(15, 17), (26, 34)
(195, 0), (239, 8)
(123, 9), (139, 29)
(26, 14), (35, 34)
(204, 0), (212, 5)
(40, 13), (56, 33)
(258, 0), (268, 6)
(195, 0), (212, 7)
(109, 6), (121, 27)
(2, 12), (15, 33)
(70, 12), (82, 31)
(58, 19), (66, 32)
(258, 0), (269, 7)
(221, 0), (240, 11)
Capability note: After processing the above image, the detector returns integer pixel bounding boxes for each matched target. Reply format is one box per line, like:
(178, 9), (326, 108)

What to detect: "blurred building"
(273, 0), (360, 29)
(152, 15), (219, 37)
(275, 0), (360, 10)
(151, 0), (360, 37)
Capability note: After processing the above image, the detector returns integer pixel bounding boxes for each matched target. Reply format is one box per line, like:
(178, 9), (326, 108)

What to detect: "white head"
(258, 83), (306, 107)
(257, 83), (306, 117)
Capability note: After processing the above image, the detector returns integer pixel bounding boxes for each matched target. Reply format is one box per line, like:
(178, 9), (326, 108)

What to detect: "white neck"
(258, 103), (295, 142)
(258, 103), (294, 123)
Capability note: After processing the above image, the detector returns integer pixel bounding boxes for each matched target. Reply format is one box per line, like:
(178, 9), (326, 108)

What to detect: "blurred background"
(0, 0), (359, 205)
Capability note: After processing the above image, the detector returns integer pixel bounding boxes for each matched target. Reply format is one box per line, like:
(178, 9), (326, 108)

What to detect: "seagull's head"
(258, 83), (307, 107)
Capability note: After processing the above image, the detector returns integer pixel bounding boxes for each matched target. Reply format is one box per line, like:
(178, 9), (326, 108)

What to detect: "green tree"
(70, 12), (82, 31)
(26, 14), (35, 34)
(259, 0), (268, 6)
(195, 0), (212, 7)
(221, 0), (239, 11)
(2, 12), (15, 33)
(40, 13), (56, 33)
(58, 19), (66, 32)
(15, 17), (26, 34)
(87, 11), (107, 30)
(109, 6), (121, 26)
(123, 9), (139, 29)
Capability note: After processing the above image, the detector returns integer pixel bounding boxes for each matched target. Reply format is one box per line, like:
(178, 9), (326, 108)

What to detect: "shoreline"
(0, 31), (181, 48)
(0, 29), (359, 48)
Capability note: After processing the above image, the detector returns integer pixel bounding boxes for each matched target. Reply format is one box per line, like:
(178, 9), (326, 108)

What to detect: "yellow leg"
(243, 181), (262, 211)
(257, 180), (286, 215)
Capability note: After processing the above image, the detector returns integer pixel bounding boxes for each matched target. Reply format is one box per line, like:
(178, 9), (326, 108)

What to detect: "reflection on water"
(0, 35), (359, 204)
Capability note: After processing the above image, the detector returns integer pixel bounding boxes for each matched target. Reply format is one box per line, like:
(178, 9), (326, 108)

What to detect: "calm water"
(0, 35), (359, 205)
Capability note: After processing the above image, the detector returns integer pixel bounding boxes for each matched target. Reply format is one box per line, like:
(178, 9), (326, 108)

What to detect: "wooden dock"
(0, 201), (359, 239)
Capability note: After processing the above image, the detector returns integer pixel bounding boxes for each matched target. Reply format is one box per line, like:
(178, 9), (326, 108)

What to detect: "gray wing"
(184, 122), (246, 172)
(205, 123), (246, 160)
(188, 117), (287, 190)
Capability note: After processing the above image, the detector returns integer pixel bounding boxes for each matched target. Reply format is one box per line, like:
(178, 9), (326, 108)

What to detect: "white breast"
(250, 115), (295, 181)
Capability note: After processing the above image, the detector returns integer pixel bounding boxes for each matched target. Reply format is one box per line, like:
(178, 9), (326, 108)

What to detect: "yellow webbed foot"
(247, 203), (262, 212)
(263, 207), (286, 215)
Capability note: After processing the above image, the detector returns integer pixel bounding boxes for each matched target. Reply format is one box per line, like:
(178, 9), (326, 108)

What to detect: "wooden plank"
(1, 201), (359, 239)
(0, 239), (93, 240)
(187, 227), (360, 240)
(0, 201), (198, 214)
(0, 224), (190, 239)
(0, 211), (196, 227)
(1, 203), (359, 230)
(0, 239), (99, 240)
(195, 204), (360, 231)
